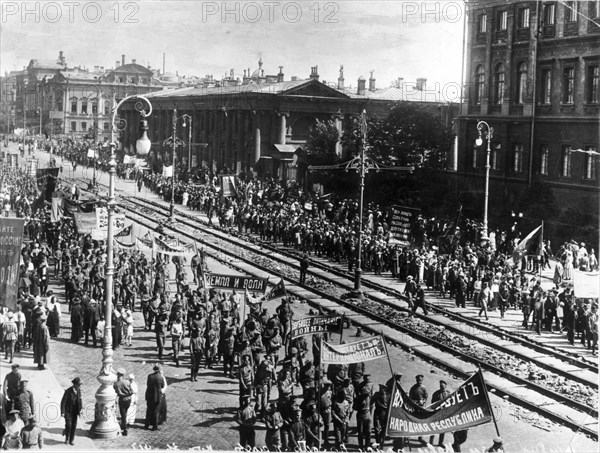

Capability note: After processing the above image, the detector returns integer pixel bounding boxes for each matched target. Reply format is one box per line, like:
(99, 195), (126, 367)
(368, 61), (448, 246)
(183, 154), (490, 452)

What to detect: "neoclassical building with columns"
(118, 63), (456, 182)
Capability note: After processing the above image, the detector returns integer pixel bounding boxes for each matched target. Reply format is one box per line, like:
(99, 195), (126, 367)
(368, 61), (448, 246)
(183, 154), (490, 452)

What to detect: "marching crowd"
(0, 144), (597, 450)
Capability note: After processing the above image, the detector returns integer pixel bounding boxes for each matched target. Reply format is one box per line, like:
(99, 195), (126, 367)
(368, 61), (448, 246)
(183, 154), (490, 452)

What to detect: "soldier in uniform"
(304, 399), (323, 450)
(237, 394), (256, 448)
(320, 379), (333, 448)
(331, 389), (350, 450)
(255, 354), (276, 417)
(264, 401), (283, 451)
(429, 380), (451, 446)
(287, 407), (307, 450)
(371, 383), (390, 448)
(238, 354), (254, 406)
(354, 373), (374, 449)
(409, 374), (428, 445)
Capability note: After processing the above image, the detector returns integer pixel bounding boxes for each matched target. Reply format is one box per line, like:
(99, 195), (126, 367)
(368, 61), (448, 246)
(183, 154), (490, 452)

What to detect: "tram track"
(109, 194), (598, 439)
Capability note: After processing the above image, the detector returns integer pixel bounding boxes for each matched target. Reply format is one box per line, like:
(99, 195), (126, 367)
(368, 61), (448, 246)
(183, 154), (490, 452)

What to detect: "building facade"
(119, 62), (457, 182)
(457, 0), (599, 230)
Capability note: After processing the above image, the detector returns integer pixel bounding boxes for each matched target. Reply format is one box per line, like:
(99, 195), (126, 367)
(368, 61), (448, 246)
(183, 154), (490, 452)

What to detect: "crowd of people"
(0, 142), (597, 450)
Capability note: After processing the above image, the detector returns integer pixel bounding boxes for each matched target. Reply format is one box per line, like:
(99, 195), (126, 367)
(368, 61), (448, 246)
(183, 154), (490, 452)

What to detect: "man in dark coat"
(70, 298), (84, 343)
(144, 365), (165, 430)
(83, 299), (100, 346)
(299, 254), (309, 285)
(60, 377), (82, 445)
(32, 314), (49, 369)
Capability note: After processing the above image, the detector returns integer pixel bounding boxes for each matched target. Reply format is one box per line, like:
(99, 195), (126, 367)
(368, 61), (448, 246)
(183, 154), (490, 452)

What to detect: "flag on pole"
(512, 224), (543, 262)
(261, 278), (287, 302)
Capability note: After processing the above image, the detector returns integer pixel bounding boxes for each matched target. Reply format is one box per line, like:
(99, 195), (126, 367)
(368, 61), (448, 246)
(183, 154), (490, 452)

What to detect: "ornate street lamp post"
(475, 120), (493, 241)
(168, 109), (191, 218)
(89, 94), (152, 438)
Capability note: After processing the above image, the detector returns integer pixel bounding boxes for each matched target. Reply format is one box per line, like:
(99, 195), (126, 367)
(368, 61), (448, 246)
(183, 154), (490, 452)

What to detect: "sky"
(0, 0), (466, 89)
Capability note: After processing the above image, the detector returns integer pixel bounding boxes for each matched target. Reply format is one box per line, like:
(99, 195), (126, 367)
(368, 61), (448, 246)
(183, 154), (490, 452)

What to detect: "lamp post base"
(169, 203), (175, 218)
(89, 372), (120, 439)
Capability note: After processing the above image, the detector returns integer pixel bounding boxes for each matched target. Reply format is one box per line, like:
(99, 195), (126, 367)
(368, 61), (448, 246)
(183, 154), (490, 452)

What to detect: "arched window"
(475, 65), (485, 105)
(517, 62), (528, 104)
(494, 63), (505, 104)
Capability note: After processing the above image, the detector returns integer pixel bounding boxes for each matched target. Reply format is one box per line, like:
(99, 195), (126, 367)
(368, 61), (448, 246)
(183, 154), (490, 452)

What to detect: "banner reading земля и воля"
(0, 218), (25, 311)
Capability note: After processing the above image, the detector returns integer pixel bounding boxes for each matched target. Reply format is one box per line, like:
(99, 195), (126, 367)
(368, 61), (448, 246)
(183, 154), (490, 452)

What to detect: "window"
(540, 145), (549, 175)
(494, 63), (505, 104)
(518, 7), (530, 28)
(498, 10), (508, 30)
(104, 102), (110, 115)
(563, 67), (575, 104)
(565, 1), (578, 22)
(517, 62), (528, 104)
(478, 13), (487, 32)
(543, 3), (555, 24)
(81, 101), (88, 115)
(472, 147), (478, 168)
(81, 122), (87, 131)
(540, 69), (552, 104)
(587, 65), (599, 103)
(103, 122), (109, 130)
(513, 144), (524, 172)
(71, 98), (77, 114)
(92, 102), (98, 115)
(70, 121), (76, 131)
(584, 146), (597, 179)
(475, 65), (485, 105)
(561, 145), (572, 177)
(591, 1), (600, 19)
(491, 147), (499, 170)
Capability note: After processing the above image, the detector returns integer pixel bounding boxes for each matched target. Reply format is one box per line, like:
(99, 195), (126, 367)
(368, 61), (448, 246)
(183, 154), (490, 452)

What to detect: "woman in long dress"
(563, 248), (574, 280)
(126, 374), (138, 425)
(46, 296), (61, 338)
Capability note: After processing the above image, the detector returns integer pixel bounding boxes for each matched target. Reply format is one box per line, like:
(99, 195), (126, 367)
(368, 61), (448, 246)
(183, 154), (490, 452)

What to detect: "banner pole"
(380, 331), (395, 378)
(478, 365), (501, 437)
(339, 313), (345, 344)
(318, 340), (323, 448)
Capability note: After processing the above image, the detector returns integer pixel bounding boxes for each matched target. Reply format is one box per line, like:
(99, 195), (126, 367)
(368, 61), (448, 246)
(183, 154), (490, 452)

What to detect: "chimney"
(337, 65), (345, 90)
(132, 59), (136, 65)
(122, 54), (125, 66)
(116, 61), (120, 68)
(291, 76), (298, 81)
(94, 66), (99, 72)
(58, 50), (65, 64)
(277, 66), (284, 82)
(163, 53), (166, 75)
(416, 77), (427, 91)
(368, 70), (376, 91)
(309, 65), (319, 80)
(357, 76), (366, 95)
(396, 77), (404, 88)
(243, 69), (247, 77)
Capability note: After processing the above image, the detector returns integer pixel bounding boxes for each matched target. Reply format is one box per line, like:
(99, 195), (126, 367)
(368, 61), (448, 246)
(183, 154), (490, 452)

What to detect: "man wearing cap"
(2, 311), (18, 363)
(60, 377), (82, 445)
(331, 390), (350, 450)
(144, 365), (165, 431)
(429, 380), (451, 446)
(13, 380), (35, 423)
(304, 399), (323, 450)
(236, 394), (256, 448)
(3, 364), (22, 413)
(403, 276), (417, 310)
(20, 416), (43, 449)
(83, 298), (100, 347)
(114, 368), (133, 435)
(354, 373), (374, 449)
(409, 374), (428, 445)
(32, 313), (49, 370)
(371, 382), (391, 448)
(238, 354), (254, 406)
(263, 402), (283, 451)
(255, 354), (276, 417)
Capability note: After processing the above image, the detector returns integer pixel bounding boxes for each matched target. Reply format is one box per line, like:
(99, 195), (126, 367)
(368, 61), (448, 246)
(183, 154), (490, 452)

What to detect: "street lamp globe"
(136, 119), (151, 156)
(475, 136), (483, 147)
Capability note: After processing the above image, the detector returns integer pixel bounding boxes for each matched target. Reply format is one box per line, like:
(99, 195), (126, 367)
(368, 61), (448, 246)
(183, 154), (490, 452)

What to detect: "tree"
(304, 119), (340, 167)
(341, 102), (454, 169)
